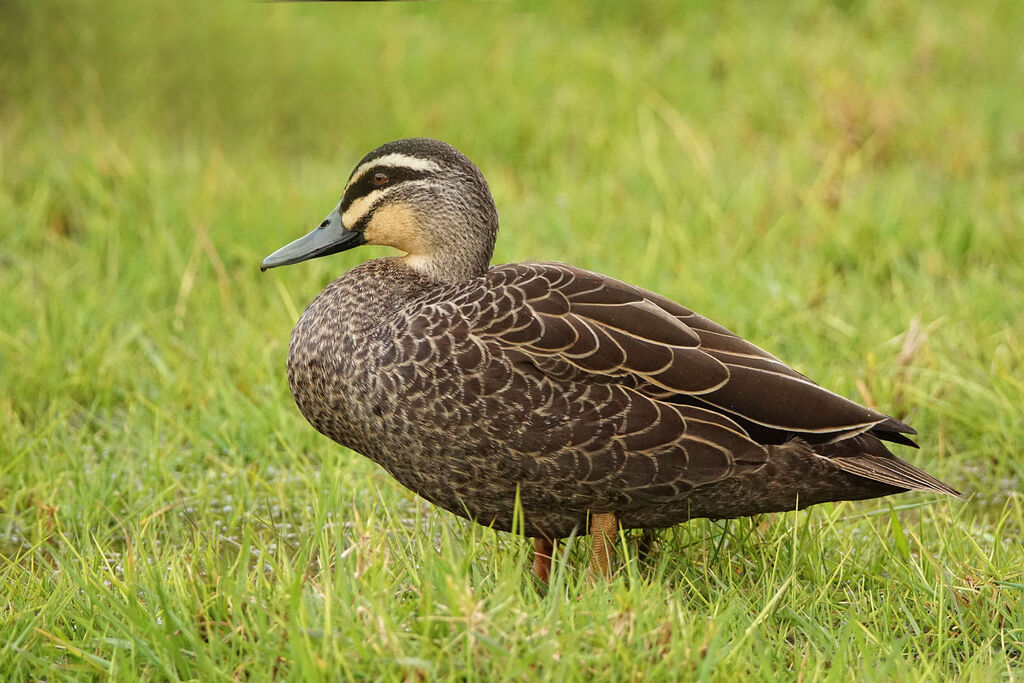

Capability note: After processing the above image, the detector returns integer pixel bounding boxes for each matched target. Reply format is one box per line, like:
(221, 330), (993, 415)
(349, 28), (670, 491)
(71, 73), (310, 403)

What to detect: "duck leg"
(590, 512), (618, 578)
(532, 537), (556, 584)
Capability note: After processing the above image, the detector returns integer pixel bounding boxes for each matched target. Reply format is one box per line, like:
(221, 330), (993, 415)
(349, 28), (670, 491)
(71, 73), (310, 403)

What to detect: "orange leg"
(532, 537), (556, 584)
(590, 512), (618, 578)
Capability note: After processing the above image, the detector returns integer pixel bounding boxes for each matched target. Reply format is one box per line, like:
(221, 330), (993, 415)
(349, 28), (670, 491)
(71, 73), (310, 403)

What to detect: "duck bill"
(260, 207), (366, 271)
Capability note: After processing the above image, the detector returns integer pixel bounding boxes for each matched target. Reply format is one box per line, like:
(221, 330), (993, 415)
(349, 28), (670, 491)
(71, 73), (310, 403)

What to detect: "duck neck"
(401, 204), (498, 284)
(400, 249), (489, 283)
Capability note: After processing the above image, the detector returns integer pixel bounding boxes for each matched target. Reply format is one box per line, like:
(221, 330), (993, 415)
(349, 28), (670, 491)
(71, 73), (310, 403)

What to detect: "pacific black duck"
(262, 138), (959, 582)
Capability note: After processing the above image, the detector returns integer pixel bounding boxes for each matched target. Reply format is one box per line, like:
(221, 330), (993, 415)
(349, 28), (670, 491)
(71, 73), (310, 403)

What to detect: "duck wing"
(461, 261), (916, 446)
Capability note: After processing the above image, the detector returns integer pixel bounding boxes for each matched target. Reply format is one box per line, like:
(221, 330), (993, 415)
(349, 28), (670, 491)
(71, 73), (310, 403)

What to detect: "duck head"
(261, 138), (499, 283)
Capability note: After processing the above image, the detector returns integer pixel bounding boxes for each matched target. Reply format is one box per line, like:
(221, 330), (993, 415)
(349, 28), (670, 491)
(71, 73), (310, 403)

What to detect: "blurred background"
(0, 0), (1021, 677)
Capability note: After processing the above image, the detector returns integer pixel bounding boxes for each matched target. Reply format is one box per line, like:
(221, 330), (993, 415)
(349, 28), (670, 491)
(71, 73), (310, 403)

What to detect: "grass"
(1, 0), (1022, 679)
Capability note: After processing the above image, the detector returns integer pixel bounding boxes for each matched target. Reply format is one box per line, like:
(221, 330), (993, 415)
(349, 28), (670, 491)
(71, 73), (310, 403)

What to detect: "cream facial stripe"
(343, 153), (441, 194)
(340, 179), (431, 229)
(341, 186), (394, 228)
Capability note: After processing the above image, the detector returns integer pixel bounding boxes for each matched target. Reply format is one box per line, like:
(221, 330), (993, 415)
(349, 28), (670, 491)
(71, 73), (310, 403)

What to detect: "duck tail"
(813, 432), (962, 497)
(830, 453), (961, 497)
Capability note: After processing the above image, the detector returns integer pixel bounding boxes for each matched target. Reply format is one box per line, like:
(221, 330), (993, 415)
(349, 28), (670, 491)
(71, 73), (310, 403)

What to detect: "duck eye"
(372, 172), (389, 186)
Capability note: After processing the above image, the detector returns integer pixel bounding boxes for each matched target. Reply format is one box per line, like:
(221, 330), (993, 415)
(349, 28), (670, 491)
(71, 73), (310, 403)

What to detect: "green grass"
(1, 0), (1022, 679)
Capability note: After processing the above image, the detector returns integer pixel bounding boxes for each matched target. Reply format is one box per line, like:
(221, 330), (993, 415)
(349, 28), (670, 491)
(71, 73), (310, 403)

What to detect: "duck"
(261, 138), (959, 583)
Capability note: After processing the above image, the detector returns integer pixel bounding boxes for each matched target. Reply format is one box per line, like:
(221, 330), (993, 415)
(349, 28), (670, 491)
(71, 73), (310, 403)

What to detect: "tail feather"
(831, 452), (962, 497)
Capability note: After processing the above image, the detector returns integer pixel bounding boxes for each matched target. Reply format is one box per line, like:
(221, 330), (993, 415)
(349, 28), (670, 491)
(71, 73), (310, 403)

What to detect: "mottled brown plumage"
(263, 138), (959, 580)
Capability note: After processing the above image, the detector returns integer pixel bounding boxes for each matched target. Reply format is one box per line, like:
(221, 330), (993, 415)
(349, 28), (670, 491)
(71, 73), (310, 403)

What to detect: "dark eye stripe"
(340, 166), (433, 215)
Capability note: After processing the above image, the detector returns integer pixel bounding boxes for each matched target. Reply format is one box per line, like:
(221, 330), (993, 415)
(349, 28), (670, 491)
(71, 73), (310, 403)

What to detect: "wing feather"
(460, 262), (914, 442)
